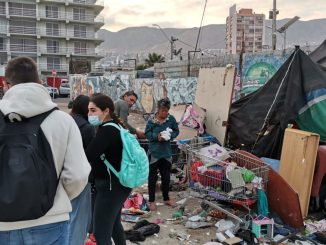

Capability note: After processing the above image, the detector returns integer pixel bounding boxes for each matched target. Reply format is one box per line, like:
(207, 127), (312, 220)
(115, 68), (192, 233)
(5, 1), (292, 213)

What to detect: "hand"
(136, 130), (145, 139)
(158, 133), (164, 142)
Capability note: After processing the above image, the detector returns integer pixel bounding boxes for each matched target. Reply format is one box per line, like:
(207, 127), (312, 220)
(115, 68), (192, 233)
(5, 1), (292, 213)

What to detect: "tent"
(228, 47), (326, 159)
(310, 39), (326, 67)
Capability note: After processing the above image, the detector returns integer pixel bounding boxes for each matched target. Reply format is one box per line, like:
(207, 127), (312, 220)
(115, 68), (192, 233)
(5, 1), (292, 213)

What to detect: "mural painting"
(240, 52), (290, 96)
(70, 74), (198, 113)
(165, 77), (197, 106)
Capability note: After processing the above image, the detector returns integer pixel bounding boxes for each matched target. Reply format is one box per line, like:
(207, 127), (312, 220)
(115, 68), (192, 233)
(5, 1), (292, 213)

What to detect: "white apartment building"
(226, 4), (265, 54)
(0, 0), (104, 76)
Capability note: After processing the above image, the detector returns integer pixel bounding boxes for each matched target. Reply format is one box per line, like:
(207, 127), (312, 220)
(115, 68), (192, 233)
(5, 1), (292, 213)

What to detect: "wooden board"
(195, 67), (235, 144)
(279, 128), (320, 217)
(267, 168), (304, 229)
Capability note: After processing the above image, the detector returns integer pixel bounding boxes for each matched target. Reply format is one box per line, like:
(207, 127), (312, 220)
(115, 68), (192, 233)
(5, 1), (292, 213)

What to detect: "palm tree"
(145, 53), (165, 67)
(136, 64), (148, 70)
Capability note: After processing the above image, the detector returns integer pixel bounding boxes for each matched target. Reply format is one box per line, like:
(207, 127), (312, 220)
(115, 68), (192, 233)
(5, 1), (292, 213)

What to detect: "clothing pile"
(125, 220), (160, 242)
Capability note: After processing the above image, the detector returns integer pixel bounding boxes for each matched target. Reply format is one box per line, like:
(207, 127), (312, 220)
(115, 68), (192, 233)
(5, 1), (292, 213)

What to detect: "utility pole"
(153, 24), (178, 60)
(272, 0), (277, 50)
(170, 36), (178, 60)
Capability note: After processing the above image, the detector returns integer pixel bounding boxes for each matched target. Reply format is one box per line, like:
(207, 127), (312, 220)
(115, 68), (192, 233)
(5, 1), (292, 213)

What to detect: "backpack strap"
(1, 107), (58, 125)
(103, 122), (121, 131)
(28, 107), (59, 126)
(100, 154), (119, 178)
(100, 122), (123, 183)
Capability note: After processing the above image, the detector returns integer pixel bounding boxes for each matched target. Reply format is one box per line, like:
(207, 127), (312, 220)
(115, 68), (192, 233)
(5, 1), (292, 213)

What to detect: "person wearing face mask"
(69, 95), (96, 245)
(145, 98), (179, 211)
(86, 93), (131, 245)
(114, 91), (145, 138)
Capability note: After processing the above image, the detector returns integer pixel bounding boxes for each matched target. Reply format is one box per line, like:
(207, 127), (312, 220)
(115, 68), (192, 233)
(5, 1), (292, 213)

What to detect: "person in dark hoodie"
(145, 98), (179, 211)
(69, 95), (96, 245)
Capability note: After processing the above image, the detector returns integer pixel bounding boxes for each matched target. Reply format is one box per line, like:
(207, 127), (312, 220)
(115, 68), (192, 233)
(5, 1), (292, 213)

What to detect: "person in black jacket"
(86, 93), (131, 245)
(69, 95), (96, 245)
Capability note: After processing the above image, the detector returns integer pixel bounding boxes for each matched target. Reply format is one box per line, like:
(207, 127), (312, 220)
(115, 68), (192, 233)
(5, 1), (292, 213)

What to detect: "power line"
(194, 0), (207, 56)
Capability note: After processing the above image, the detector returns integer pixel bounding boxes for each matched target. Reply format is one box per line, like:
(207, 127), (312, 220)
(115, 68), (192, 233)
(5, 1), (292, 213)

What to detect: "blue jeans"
(0, 221), (69, 245)
(68, 183), (91, 245)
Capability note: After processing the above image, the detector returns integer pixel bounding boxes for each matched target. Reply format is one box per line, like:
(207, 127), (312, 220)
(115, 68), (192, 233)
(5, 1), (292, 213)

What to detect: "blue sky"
(101, 0), (325, 31)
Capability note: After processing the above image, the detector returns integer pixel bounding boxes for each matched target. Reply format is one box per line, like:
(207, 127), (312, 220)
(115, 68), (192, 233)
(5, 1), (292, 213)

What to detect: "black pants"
(93, 177), (131, 245)
(148, 158), (172, 202)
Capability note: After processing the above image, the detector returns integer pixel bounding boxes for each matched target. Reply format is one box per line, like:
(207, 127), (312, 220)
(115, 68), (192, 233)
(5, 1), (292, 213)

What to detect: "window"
(9, 21), (36, 35)
(47, 40), (60, 53)
(9, 3), (36, 17)
(10, 38), (37, 52)
(73, 8), (86, 21)
(0, 38), (4, 51)
(0, 2), (5, 15)
(74, 25), (87, 38)
(46, 23), (60, 36)
(74, 41), (87, 54)
(46, 5), (59, 18)
(47, 57), (61, 70)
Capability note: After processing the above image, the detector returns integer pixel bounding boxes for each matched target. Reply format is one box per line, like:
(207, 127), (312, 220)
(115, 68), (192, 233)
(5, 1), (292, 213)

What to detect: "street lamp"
(152, 24), (178, 60)
(276, 16), (300, 51)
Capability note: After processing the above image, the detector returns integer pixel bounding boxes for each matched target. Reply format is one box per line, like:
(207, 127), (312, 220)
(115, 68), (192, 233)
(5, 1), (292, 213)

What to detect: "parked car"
(59, 82), (70, 97)
(44, 84), (59, 98)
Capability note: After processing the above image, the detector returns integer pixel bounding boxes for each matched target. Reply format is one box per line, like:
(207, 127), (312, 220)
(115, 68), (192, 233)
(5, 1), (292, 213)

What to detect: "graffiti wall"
(240, 52), (291, 96)
(70, 74), (197, 113)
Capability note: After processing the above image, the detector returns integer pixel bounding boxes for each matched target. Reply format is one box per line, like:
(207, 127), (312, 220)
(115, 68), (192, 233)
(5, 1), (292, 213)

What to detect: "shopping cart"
(185, 141), (269, 209)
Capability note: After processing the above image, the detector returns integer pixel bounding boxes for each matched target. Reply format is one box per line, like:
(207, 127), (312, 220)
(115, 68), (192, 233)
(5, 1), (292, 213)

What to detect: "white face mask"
(88, 115), (103, 126)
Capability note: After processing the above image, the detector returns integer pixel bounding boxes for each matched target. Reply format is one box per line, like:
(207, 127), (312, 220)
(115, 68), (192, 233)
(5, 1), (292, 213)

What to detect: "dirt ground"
(56, 98), (218, 244)
(123, 190), (218, 245)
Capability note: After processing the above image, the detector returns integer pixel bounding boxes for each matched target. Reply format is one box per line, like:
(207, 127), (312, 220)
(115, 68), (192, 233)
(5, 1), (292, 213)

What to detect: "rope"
(251, 48), (299, 152)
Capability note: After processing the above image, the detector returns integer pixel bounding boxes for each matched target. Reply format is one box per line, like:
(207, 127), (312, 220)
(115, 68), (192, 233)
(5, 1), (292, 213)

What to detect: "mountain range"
(97, 18), (326, 56)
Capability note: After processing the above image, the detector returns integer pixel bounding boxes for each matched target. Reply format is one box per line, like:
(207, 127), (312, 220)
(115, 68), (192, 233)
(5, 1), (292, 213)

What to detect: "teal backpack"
(100, 122), (149, 188)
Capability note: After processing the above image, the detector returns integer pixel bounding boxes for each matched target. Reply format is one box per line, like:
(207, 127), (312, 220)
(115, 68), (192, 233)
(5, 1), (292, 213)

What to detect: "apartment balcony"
(68, 47), (104, 58)
(39, 63), (69, 72)
(66, 12), (104, 24)
(68, 0), (104, 14)
(38, 28), (67, 38)
(9, 25), (37, 36)
(39, 46), (68, 55)
(0, 25), (7, 35)
(9, 44), (37, 53)
(66, 30), (100, 41)
(0, 7), (5, 16)
(38, 10), (66, 21)
(36, 0), (66, 4)
(8, 7), (36, 19)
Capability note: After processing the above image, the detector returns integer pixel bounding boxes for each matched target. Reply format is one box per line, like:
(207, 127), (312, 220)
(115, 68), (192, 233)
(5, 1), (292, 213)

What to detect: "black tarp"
(310, 39), (326, 67)
(227, 47), (326, 159)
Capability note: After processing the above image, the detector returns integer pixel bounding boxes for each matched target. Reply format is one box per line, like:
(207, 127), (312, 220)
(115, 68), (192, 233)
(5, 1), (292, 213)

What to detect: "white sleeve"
(60, 120), (91, 200)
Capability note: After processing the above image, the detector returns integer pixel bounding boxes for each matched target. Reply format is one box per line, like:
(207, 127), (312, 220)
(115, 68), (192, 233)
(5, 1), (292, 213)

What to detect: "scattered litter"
(185, 221), (213, 229)
(176, 198), (188, 205)
(121, 214), (140, 223)
(215, 219), (235, 232)
(189, 215), (205, 222)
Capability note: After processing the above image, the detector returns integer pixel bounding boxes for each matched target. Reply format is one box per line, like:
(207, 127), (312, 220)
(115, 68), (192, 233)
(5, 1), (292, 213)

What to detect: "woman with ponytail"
(86, 93), (131, 245)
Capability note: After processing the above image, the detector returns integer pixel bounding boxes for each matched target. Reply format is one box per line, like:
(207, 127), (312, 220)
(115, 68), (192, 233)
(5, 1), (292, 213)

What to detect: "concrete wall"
(69, 72), (197, 113)
(154, 54), (239, 78)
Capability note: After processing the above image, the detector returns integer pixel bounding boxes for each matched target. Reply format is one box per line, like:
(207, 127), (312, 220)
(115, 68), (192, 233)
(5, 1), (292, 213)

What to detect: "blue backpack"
(100, 123), (149, 188)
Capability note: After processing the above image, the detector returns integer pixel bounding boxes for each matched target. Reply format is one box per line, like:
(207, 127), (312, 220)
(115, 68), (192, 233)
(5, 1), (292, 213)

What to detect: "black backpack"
(0, 108), (59, 222)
